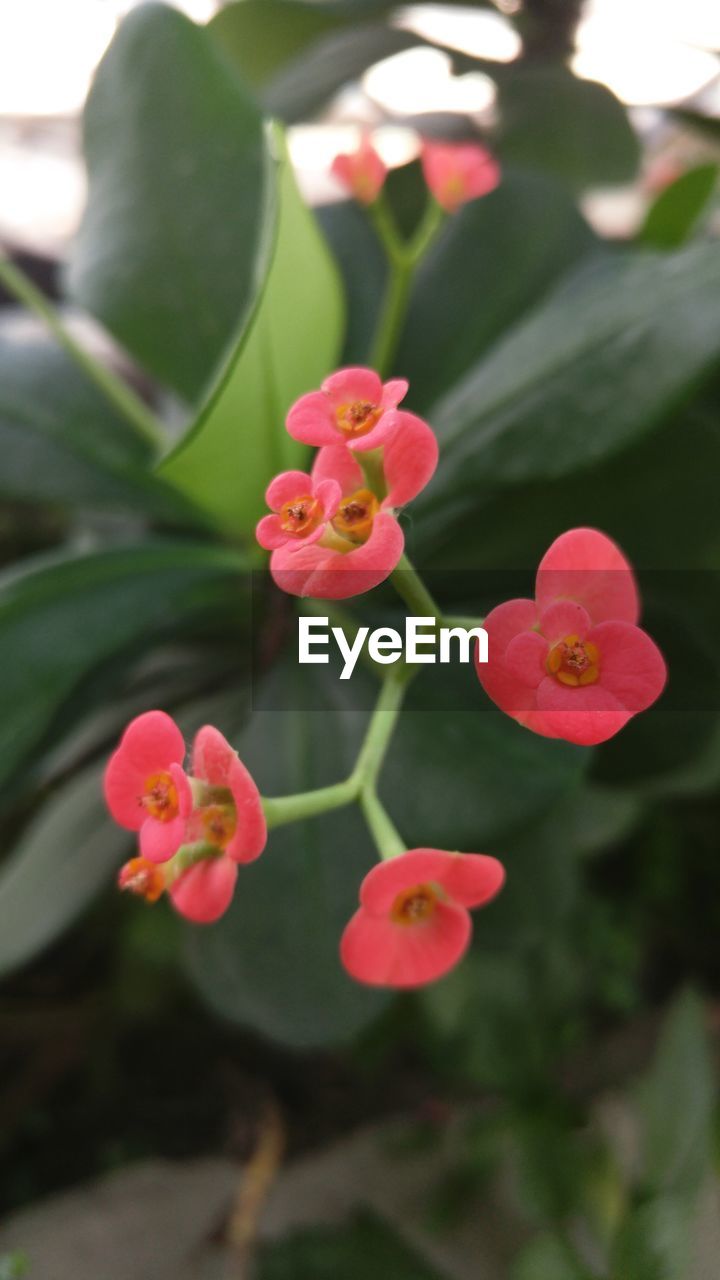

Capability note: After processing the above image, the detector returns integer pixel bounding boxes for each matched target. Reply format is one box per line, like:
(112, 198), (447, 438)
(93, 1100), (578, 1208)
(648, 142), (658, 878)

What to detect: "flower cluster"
(105, 712), (266, 923)
(257, 367), (438, 599)
(331, 130), (500, 213)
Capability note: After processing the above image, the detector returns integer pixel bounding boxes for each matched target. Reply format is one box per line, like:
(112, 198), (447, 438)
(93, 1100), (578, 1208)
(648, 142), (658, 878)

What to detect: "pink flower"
(475, 528), (667, 746)
(287, 367), (408, 452)
(341, 848), (505, 988)
(168, 726), (266, 924)
(269, 444), (407, 600)
(331, 132), (387, 205)
(421, 140), (500, 213)
(312, 409), (438, 509)
(256, 470), (341, 553)
(104, 711), (192, 863)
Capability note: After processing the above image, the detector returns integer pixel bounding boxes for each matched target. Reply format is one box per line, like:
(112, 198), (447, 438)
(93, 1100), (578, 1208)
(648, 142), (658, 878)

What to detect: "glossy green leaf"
(66, 3), (268, 402)
(395, 170), (598, 409)
(160, 138), (344, 535)
(420, 245), (720, 526)
(639, 989), (714, 1197)
(638, 164), (718, 250)
(497, 66), (639, 189)
(0, 764), (127, 977)
(184, 659), (389, 1048)
(0, 542), (244, 795)
(0, 313), (196, 519)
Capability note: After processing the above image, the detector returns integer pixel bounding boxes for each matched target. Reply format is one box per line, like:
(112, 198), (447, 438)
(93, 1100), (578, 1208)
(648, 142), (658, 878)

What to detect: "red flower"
(421, 140), (500, 212)
(168, 726), (266, 924)
(331, 131), (387, 205)
(104, 711), (192, 863)
(256, 469), (341, 552)
(341, 848), (505, 988)
(476, 528), (667, 746)
(311, 408), (438, 509)
(287, 367), (408, 452)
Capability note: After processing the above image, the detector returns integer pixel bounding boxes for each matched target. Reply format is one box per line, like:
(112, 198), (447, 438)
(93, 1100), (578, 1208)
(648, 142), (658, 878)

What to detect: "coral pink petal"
(140, 814), (186, 864)
(313, 478), (342, 520)
(381, 412), (438, 507)
(341, 901), (471, 988)
(380, 378), (409, 409)
(192, 726), (266, 863)
(256, 514), (287, 551)
(265, 470), (314, 511)
(504, 631), (548, 688)
(347, 413), (399, 453)
(536, 528), (639, 625)
(360, 848), (504, 913)
(104, 748), (147, 829)
(322, 367), (383, 408)
(286, 391), (338, 446)
(475, 598), (540, 719)
(312, 444), (364, 496)
(535, 677), (629, 746)
(590, 621), (667, 712)
(270, 512), (404, 600)
(539, 600), (592, 644)
(170, 857), (238, 924)
(117, 710), (185, 774)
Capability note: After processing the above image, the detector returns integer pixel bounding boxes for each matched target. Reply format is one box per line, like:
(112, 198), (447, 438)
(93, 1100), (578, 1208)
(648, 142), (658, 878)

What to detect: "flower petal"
(340, 901), (471, 987)
(360, 848), (505, 914)
(322, 367), (383, 407)
(286, 391), (338, 446)
(380, 378), (409, 409)
(265, 470), (314, 511)
(103, 711), (186, 829)
(270, 511), (404, 600)
(536, 528), (639, 625)
(169, 856), (238, 924)
(475, 598), (540, 717)
(381, 411), (438, 507)
(139, 814), (186, 864)
(312, 444), (364, 497)
(590, 620), (667, 712)
(256, 514), (287, 551)
(504, 630), (548, 688)
(192, 725), (267, 863)
(535, 676), (629, 745)
(538, 600), (592, 644)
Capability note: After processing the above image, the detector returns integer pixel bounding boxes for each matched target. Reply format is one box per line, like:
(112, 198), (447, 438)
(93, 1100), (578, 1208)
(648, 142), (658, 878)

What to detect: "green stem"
(390, 552), (443, 621)
(262, 778), (359, 829)
(369, 254), (413, 378)
(351, 662), (415, 790)
(0, 254), (167, 451)
(360, 790), (406, 861)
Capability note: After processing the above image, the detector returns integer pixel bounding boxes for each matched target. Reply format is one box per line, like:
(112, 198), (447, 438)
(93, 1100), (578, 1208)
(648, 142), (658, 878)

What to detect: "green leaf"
(639, 989), (715, 1198)
(259, 1212), (448, 1280)
(382, 662), (586, 848)
(395, 170), (598, 409)
(66, 3), (268, 402)
(420, 245), (720, 522)
(512, 1234), (587, 1280)
(184, 659), (389, 1048)
(263, 25), (420, 121)
(638, 164), (718, 250)
(0, 765), (127, 977)
(0, 314), (196, 518)
(497, 66), (639, 189)
(0, 542), (244, 795)
(209, 0), (341, 88)
(160, 134), (344, 535)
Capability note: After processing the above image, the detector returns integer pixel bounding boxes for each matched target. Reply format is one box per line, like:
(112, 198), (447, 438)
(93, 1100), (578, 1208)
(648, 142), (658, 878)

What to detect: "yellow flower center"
(118, 857), (165, 903)
(142, 770), (179, 822)
(390, 883), (439, 926)
(199, 803), (237, 849)
(332, 488), (379, 542)
(279, 493), (323, 538)
(335, 400), (382, 437)
(546, 634), (600, 687)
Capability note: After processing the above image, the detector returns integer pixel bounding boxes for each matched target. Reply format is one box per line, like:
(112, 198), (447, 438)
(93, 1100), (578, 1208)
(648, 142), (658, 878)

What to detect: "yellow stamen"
(332, 488), (379, 542)
(279, 493), (323, 538)
(142, 771), (179, 822)
(390, 883), (439, 926)
(546, 635), (601, 687)
(335, 400), (382, 437)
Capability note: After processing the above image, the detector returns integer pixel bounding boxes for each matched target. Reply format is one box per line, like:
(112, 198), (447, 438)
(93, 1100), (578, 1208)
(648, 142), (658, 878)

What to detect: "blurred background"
(0, 2), (719, 1277)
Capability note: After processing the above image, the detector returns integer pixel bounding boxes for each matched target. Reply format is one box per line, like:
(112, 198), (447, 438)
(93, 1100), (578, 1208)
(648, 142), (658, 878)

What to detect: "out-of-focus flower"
(341, 847), (505, 988)
(421, 140), (500, 212)
(331, 131), (387, 205)
(256, 470), (341, 552)
(118, 856), (166, 904)
(104, 711), (192, 863)
(287, 367), (408, 452)
(476, 528), (667, 746)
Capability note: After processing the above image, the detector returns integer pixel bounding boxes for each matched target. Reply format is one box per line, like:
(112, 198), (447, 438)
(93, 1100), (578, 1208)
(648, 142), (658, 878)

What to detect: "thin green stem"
(369, 255), (413, 378)
(360, 790), (406, 861)
(390, 552), (443, 621)
(351, 662), (415, 790)
(262, 778), (359, 829)
(0, 254), (167, 451)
